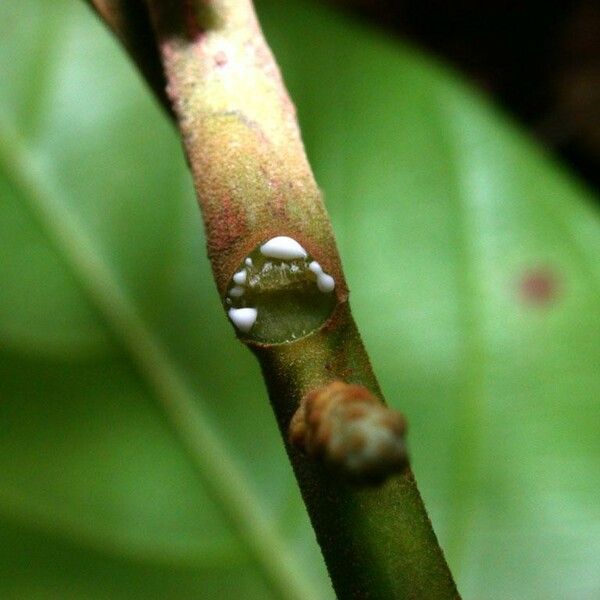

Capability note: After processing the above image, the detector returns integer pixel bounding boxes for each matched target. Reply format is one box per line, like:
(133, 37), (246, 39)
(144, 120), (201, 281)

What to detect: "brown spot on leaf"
(520, 268), (560, 305)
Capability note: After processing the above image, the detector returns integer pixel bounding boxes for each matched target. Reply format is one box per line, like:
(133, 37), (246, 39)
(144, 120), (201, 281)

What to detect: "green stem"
(90, 0), (459, 596)
(257, 309), (458, 597)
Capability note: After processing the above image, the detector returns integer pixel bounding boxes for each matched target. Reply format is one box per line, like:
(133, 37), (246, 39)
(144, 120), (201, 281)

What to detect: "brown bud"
(289, 381), (408, 483)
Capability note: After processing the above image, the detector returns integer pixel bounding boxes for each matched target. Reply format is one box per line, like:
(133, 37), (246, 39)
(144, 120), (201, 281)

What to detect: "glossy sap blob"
(225, 236), (336, 343)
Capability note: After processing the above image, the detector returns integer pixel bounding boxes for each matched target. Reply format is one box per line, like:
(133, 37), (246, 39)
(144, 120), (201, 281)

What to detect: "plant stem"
(257, 312), (458, 597)
(89, 0), (459, 596)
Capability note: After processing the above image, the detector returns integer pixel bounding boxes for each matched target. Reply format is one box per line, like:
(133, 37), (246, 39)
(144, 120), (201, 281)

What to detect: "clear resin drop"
(225, 237), (337, 343)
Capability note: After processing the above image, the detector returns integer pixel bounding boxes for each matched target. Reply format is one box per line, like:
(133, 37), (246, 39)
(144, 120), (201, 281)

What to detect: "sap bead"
(260, 236), (307, 260)
(228, 307), (257, 332)
(316, 273), (335, 293)
(233, 270), (247, 285)
(228, 286), (245, 298)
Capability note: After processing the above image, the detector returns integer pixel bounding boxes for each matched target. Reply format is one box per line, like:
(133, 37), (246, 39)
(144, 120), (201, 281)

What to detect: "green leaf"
(1, 1), (599, 599)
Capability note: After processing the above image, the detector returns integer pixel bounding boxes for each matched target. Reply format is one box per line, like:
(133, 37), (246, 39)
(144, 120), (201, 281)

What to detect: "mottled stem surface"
(90, 0), (459, 597)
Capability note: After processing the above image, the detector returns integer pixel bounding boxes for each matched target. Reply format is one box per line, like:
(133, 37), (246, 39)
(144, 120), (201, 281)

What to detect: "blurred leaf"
(1, 1), (599, 599)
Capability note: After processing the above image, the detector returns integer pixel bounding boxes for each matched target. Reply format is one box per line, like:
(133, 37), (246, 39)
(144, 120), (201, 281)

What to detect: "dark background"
(326, 0), (600, 192)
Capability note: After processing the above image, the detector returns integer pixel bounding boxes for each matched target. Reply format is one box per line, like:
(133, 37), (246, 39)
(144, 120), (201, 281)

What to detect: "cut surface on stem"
(225, 238), (337, 343)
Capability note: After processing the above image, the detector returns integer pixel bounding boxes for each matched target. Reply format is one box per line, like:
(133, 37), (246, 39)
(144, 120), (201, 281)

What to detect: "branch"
(88, 0), (459, 596)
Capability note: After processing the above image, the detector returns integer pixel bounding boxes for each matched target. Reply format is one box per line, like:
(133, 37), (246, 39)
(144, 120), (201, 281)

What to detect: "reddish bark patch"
(520, 268), (560, 304)
(214, 51), (228, 67)
(272, 186), (288, 219)
(209, 194), (247, 255)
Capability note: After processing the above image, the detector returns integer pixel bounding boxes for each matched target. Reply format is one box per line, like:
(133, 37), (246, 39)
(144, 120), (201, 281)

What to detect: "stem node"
(290, 380), (409, 484)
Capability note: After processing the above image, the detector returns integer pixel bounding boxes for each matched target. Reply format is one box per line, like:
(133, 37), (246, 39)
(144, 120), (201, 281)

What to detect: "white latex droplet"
(260, 236), (307, 260)
(228, 286), (245, 298)
(233, 270), (247, 285)
(245, 257), (253, 267)
(316, 273), (335, 293)
(228, 307), (257, 332)
(309, 261), (323, 274)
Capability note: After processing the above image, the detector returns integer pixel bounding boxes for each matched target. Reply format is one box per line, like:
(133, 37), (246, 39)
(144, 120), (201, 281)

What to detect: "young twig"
(86, 0), (459, 597)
